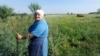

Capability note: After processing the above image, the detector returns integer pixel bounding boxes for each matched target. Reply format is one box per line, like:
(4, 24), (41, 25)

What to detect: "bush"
(0, 5), (13, 19)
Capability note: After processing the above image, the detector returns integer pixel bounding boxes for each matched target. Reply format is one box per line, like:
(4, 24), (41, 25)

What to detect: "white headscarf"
(36, 10), (44, 17)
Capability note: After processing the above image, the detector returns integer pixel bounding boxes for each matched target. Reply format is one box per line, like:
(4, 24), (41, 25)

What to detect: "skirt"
(28, 37), (44, 56)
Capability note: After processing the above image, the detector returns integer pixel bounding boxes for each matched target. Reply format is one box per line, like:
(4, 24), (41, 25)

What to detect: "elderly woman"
(16, 10), (48, 56)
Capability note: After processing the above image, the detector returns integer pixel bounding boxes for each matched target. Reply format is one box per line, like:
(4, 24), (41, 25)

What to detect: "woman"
(16, 10), (48, 56)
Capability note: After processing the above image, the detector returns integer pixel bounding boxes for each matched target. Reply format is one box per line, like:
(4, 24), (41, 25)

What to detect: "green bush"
(0, 5), (13, 19)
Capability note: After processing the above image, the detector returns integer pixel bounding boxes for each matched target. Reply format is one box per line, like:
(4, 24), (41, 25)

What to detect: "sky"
(0, 0), (100, 14)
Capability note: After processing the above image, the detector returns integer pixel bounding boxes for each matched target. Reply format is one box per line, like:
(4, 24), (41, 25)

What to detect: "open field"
(0, 14), (100, 56)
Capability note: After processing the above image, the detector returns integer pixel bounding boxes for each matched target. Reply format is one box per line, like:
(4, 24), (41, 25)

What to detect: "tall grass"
(0, 14), (100, 56)
(46, 14), (100, 56)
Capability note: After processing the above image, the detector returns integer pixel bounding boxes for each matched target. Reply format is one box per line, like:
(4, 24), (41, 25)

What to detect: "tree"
(97, 9), (100, 14)
(0, 5), (13, 19)
(28, 3), (41, 14)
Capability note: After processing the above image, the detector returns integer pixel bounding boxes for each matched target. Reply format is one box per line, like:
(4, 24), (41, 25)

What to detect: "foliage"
(0, 5), (13, 19)
(28, 3), (41, 14)
(0, 14), (100, 56)
(97, 9), (100, 14)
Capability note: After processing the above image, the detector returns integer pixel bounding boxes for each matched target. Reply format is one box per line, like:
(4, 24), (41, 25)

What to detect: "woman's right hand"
(16, 33), (23, 40)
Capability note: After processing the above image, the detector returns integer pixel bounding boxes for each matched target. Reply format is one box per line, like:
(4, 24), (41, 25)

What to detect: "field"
(0, 14), (100, 56)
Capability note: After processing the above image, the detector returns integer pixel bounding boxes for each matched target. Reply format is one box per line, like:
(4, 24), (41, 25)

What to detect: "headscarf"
(35, 10), (44, 17)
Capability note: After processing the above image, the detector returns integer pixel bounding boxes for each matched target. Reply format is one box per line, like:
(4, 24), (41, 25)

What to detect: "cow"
(77, 14), (84, 17)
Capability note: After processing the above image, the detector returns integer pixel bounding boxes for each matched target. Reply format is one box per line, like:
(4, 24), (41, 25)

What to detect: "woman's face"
(34, 12), (42, 20)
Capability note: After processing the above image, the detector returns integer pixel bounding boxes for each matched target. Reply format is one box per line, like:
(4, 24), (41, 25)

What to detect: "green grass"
(0, 14), (100, 56)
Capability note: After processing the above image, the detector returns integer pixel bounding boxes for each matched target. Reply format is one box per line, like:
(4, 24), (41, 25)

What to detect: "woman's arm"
(16, 33), (34, 40)
(28, 33), (34, 38)
(16, 33), (27, 40)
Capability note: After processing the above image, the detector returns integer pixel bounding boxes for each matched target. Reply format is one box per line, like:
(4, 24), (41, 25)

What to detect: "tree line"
(0, 3), (100, 19)
(0, 3), (41, 19)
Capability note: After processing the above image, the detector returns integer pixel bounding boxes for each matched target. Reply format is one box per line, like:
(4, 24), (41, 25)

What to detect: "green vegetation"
(97, 9), (100, 14)
(28, 3), (41, 14)
(0, 5), (13, 19)
(0, 14), (100, 56)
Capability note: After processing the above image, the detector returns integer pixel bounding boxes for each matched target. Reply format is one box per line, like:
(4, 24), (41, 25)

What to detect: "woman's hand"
(28, 33), (33, 38)
(16, 33), (23, 40)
